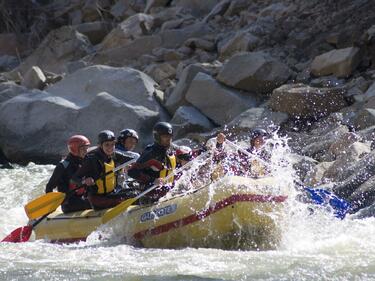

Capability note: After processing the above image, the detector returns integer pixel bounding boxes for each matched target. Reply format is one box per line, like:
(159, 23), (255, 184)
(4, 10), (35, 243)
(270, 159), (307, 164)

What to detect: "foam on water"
(1, 139), (375, 280)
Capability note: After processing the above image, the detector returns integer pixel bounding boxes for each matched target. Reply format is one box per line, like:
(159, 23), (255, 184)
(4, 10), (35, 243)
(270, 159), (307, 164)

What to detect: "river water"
(1, 162), (375, 281)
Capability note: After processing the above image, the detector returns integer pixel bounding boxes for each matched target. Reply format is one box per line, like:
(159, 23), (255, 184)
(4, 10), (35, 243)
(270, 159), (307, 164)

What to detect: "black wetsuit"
(45, 153), (91, 213)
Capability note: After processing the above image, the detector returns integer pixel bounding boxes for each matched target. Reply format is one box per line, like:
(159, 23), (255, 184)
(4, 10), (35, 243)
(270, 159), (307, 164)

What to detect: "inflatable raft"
(33, 176), (288, 250)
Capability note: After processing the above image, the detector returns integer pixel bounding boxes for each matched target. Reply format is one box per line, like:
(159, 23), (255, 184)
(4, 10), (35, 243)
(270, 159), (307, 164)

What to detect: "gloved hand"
(145, 159), (164, 172)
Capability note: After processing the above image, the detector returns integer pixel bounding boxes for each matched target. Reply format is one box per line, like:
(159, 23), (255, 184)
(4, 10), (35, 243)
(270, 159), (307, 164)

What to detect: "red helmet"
(68, 135), (90, 156)
(175, 146), (193, 161)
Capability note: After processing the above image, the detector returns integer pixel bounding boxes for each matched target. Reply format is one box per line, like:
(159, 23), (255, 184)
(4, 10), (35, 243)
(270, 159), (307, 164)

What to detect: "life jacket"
(159, 155), (176, 184)
(250, 159), (266, 177)
(95, 159), (116, 194)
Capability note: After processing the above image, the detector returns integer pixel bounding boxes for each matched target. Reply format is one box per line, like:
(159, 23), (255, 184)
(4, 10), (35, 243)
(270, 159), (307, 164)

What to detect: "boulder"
(217, 52), (291, 94)
(99, 13), (154, 51)
(304, 161), (333, 186)
(0, 65), (163, 164)
(310, 47), (362, 78)
(185, 72), (259, 125)
(73, 21), (113, 45)
(354, 108), (375, 130)
(323, 142), (371, 182)
(47, 65), (159, 110)
(144, 0), (171, 13)
(226, 107), (288, 134)
(9, 26), (93, 76)
(144, 62), (176, 84)
(171, 0), (221, 17)
(171, 106), (215, 138)
(21, 66), (46, 90)
(269, 84), (347, 118)
(218, 31), (259, 59)
(165, 64), (211, 114)
(0, 33), (27, 56)
(348, 175), (375, 212)
(92, 22), (212, 65)
(0, 55), (19, 72)
(332, 150), (375, 198)
(0, 82), (28, 104)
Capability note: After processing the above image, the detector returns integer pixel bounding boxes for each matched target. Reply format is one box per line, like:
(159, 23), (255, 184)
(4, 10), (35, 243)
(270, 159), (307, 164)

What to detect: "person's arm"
(71, 157), (96, 187)
(45, 163), (64, 193)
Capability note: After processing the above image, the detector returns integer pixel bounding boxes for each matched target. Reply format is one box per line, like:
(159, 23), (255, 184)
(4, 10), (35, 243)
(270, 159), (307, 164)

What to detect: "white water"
(1, 150), (375, 280)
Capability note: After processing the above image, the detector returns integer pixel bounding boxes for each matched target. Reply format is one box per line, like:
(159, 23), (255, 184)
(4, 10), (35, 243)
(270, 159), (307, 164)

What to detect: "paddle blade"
(24, 192), (65, 220)
(102, 197), (137, 224)
(2, 226), (32, 243)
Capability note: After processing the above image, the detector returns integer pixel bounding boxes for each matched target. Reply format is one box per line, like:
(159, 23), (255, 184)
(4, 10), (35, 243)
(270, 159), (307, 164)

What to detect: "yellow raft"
(33, 176), (288, 250)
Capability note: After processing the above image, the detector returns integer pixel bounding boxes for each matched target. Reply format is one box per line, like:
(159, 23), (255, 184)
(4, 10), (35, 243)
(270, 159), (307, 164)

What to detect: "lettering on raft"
(140, 204), (177, 222)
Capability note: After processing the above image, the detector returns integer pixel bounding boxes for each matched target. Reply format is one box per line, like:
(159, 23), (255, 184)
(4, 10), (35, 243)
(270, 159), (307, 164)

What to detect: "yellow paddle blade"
(24, 192), (66, 220)
(102, 197), (137, 224)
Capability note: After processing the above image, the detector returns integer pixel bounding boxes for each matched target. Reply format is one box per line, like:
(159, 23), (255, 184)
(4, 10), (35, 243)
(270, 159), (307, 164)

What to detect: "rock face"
(0, 65), (162, 163)
(269, 84), (347, 118)
(217, 52), (291, 95)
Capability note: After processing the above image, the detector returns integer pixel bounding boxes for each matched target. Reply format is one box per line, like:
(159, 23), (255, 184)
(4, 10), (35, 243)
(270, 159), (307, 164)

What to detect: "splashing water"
(1, 136), (375, 281)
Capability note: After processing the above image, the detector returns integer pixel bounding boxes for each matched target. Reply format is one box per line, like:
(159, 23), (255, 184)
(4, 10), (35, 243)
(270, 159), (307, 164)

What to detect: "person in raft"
(71, 130), (135, 210)
(127, 122), (176, 203)
(115, 128), (141, 190)
(45, 135), (92, 213)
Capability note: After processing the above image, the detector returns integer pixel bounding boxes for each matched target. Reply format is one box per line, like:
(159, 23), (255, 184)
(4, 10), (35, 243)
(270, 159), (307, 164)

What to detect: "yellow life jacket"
(250, 159), (266, 177)
(159, 155), (176, 184)
(95, 159), (115, 194)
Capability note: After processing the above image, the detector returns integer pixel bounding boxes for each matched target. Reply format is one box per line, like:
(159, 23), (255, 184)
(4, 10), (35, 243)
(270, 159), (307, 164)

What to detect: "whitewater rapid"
(1, 163), (375, 281)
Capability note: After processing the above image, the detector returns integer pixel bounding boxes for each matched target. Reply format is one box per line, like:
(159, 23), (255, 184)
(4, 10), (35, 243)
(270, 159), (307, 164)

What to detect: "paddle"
(2, 157), (139, 243)
(102, 150), (210, 224)
(1, 214), (48, 243)
(24, 157), (139, 220)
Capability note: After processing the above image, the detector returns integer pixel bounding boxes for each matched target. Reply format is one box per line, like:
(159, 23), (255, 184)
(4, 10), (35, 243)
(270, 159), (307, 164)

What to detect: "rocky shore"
(1, 0), (375, 216)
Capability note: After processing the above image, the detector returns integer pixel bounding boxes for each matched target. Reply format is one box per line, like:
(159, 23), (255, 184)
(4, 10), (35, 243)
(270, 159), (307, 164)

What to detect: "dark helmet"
(118, 128), (139, 143)
(250, 128), (270, 145)
(98, 130), (116, 145)
(249, 128), (269, 140)
(68, 135), (90, 156)
(153, 122), (173, 144)
(175, 146), (193, 161)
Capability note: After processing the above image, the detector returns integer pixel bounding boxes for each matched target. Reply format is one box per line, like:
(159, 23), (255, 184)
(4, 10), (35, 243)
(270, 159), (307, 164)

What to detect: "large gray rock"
(218, 31), (259, 59)
(92, 22), (211, 65)
(226, 107), (288, 133)
(332, 150), (375, 198)
(269, 84), (347, 118)
(171, 105), (215, 138)
(348, 175), (375, 213)
(310, 47), (362, 78)
(171, 0), (221, 17)
(0, 65), (162, 164)
(165, 64), (211, 114)
(185, 72), (259, 125)
(217, 52), (291, 94)
(73, 21), (113, 45)
(21, 66), (46, 90)
(47, 65), (158, 110)
(0, 55), (19, 72)
(0, 82), (29, 104)
(354, 108), (375, 130)
(9, 26), (93, 76)
(99, 13), (155, 51)
(144, 0), (171, 13)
